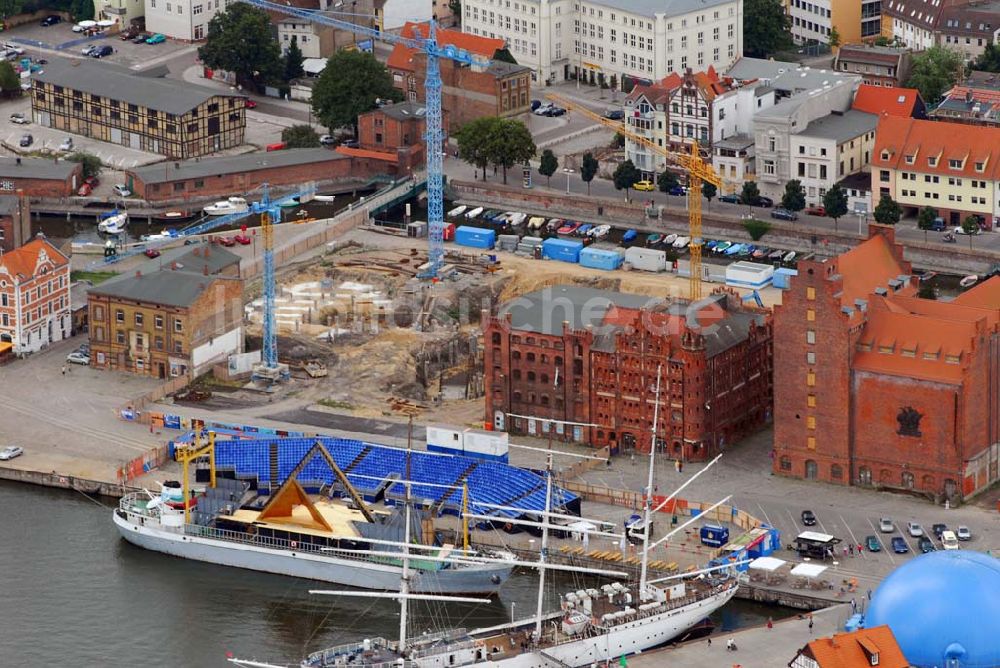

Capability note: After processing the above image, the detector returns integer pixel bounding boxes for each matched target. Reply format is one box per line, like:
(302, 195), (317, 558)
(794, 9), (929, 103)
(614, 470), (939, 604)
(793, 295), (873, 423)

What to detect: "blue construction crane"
(237, 0), (489, 278)
(251, 183), (289, 382)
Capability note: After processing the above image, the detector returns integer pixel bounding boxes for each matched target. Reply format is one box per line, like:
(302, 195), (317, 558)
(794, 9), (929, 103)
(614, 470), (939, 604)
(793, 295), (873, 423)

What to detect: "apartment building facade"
(884, 0), (1000, 58)
(790, 110), (878, 206)
(31, 60), (245, 158)
(833, 44), (913, 88)
(94, 0), (144, 27)
(0, 237), (72, 354)
(459, 0), (743, 86)
(789, 0), (881, 46)
(145, 0), (227, 41)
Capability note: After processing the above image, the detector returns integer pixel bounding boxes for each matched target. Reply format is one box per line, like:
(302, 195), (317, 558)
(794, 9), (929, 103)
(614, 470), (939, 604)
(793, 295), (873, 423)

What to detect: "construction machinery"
(238, 0), (490, 280)
(545, 93), (722, 301)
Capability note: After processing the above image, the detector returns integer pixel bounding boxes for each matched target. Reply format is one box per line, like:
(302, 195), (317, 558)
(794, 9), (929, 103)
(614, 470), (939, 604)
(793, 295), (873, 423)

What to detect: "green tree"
(612, 160), (641, 202)
(962, 215), (980, 249)
(67, 152), (102, 179)
(703, 182), (717, 205)
(284, 36), (305, 82)
(311, 50), (401, 136)
(538, 149), (558, 186)
(612, 132), (625, 148)
(198, 4), (282, 91)
(780, 179), (806, 211)
(828, 26), (841, 48)
(743, 0), (793, 58)
(70, 0), (94, 22)
(0, 61), (19, 94)
(580, 152), (599, 195)
(455, 117), (501, 181)
(905, 46), (965, 104)
(281, 124), (320, 148)
(740, 181), (761, 206)
(917, 205), (938, 242)
(742, 218), (772, 241)
(492, 47), (518, 64)
(873, 194), (902, 225)
(874, 36), (893, 47)
(657, 170), (679, 193)
(487, 118), (536, 185)
(822, 183), (848, 231)
(972, 42), (1000, 73)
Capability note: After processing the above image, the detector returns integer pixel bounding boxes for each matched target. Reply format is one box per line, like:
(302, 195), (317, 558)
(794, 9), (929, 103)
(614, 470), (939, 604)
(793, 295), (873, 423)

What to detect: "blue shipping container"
(454, 226), (496, 249)
(580, 247), (624, 271)
(542, 238), (583, 263)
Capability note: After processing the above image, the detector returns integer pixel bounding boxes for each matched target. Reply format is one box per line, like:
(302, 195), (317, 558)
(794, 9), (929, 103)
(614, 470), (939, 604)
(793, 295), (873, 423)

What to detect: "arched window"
(780, 456), (792, 471)
(831, 464), (843, 480)
(901, 471), (914, 489)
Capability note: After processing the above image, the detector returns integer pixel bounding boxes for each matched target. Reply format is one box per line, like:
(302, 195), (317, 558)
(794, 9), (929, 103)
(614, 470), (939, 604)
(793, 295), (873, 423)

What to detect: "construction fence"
(117, 444), (173, 484)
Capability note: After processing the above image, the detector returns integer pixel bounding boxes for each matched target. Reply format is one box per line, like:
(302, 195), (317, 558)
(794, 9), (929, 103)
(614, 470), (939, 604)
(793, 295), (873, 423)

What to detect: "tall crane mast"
(238, 0), (490, 278)
(545, 93), (722, 301)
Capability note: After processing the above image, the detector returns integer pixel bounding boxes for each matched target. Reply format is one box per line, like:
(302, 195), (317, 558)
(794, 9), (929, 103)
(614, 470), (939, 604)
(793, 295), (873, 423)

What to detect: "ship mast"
(638, 365), (663, 595)
(533, 452), (554, 641)
(399, 415), (414, 652)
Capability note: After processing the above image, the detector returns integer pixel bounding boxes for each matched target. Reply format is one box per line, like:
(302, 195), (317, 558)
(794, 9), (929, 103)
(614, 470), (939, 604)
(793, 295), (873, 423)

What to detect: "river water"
(0, 482), (794, 667)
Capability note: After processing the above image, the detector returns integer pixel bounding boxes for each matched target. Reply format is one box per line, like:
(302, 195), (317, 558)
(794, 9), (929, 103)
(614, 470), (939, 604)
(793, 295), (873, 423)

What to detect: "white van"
(941, 530), (959, 550)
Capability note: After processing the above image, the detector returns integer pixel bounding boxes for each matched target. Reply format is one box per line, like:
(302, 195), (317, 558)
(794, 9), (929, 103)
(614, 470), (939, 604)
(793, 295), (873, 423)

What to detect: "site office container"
(624, 247), (666, 272)
(580, 247), (624, 271)
(454, 226), (496, 249)
(542, 238), (583, 263)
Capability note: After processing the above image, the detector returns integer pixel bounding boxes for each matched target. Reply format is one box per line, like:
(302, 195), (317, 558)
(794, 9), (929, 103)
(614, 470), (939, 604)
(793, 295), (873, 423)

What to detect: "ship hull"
(113, 510), (510, 594)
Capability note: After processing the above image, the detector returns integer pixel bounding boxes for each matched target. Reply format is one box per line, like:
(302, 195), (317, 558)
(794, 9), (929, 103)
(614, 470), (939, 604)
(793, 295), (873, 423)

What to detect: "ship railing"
(180, 524), (385, 565)
(304, 637), (391, 664)
(119, 492), (162, 520)
(408, 639), (477, 659)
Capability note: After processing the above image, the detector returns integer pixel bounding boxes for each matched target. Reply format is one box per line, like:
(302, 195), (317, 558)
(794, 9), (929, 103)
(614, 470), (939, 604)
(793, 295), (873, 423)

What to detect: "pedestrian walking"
(857, 543), (863, 555)
(707, 638), (711, 647)
(849, 544), (854, 556)
(843, 545), (849, 558)
(61, 364), (66, 375)
(808, 617), (814, 633)
(766, 617), (773, 630)
(851, 599), (857, 613)
(867, 589), (873, 601)
(678, 461), (683, 473)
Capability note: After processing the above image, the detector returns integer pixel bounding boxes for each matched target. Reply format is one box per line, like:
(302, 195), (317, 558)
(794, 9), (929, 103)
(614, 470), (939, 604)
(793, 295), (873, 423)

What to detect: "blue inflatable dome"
(865, 551), (1000, 668)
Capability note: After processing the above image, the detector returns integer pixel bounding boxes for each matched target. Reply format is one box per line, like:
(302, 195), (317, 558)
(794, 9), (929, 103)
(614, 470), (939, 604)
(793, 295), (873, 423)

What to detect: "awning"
(748, 556), (786, 571)
(790, 563), (828, 578)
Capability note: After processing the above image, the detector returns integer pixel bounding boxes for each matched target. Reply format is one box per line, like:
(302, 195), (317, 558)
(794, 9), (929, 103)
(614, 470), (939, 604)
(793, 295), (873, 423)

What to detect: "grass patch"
(71, 270), (118, 285)
(317, 398), (356, 410)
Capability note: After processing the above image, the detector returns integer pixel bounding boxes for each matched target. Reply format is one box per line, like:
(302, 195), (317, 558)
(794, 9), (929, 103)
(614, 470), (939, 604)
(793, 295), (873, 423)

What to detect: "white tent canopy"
(791, 563), (828, 578)
(749, 556), (786, 572)
(302, 58), (327, 76)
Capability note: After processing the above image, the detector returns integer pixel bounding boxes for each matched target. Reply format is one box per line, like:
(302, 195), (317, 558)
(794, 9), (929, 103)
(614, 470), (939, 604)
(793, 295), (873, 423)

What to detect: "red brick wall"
(357, 109), (437, 168)
(0, 169), (82, 197)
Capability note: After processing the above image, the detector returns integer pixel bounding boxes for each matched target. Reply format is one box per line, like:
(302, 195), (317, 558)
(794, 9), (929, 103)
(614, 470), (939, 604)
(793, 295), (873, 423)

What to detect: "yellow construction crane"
(545, 93), (722, 301)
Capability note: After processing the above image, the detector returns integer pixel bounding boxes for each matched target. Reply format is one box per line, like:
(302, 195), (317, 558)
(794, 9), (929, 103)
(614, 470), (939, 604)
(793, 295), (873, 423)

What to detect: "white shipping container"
(426, 426), (463, 455)
(624, 247), (667, 273)
(463, 429), (509, 460)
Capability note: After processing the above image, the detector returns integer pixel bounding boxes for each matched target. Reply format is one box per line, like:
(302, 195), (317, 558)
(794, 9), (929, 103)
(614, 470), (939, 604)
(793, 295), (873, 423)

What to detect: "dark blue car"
(891, 537), (909, 554)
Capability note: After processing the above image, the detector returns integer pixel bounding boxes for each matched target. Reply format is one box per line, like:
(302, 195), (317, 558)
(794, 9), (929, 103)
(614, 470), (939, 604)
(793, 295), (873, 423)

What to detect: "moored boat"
(203, 197), (249, 216)
(97, 209), (128, 234)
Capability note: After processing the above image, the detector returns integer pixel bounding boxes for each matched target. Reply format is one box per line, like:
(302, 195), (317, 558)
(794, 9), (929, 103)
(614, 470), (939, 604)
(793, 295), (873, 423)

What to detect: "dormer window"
(975, 161), (985, 172)
(881, 150), (890, 160)
(871, 652), (880, 666)
(904, 155), (915, 164)
(928, 156), (938, 167)
(948, 159), (962, 169)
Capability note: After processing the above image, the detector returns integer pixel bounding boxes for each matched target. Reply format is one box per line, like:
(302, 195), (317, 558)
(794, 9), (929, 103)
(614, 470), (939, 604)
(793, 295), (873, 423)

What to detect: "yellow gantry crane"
(545, 93), (722, 301)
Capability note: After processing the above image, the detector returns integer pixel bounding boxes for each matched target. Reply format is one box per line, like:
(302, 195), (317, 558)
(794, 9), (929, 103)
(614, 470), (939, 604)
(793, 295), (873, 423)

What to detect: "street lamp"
(563, 168), (574, 195)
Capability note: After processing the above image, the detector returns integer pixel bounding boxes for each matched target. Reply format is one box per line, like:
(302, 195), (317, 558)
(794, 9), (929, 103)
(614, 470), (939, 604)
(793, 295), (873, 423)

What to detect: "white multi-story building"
(460, 0), (743, 86)
(789, 109), (878, 206)
(623, 81), (670, 175)
(144, 0), (226, 41)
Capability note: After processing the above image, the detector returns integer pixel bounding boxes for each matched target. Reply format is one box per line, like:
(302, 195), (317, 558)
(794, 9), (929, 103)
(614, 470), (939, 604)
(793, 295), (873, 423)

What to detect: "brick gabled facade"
(483, 286), (773, 460)
(0, 236), (71, 354)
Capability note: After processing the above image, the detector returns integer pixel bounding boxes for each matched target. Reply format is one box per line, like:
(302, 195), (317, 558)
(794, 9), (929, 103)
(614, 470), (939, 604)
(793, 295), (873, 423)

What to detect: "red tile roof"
(953, 275), (1000, 308)
(800, 625), (910, 668)
(0, 237), (67, 281)
(831, 229), (913, 310)
(387, 22), (503, 73)
(335, 146), (398, 162)
(872, 115), (1000, 180)
(853, 84), (922, 117)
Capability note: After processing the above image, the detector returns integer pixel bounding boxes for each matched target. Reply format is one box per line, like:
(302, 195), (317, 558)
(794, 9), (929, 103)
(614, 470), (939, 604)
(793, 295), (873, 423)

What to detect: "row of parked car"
(530, 100), (567, 117)
(801, 509), (972, 556)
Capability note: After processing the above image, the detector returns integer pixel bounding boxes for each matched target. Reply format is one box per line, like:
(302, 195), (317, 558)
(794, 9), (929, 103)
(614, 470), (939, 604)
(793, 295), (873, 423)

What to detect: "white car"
(906, 521), (924, 537)
(954, 225), (981, 236)
(0, 446), (24, 460)
(59, 137), (74, 151)
(533, 104), (553, 116)
(9, 113), (28, 124)
(879, 517), (894, 533)
(66, 351), (90, 365)
(81, 45), (97, 56)
(113, 184), (131, 197)
(956, 525), (972, 541)
(72, 24), (85, 33)
(319, 134), (336, 146)
(3, 43), (25, 55)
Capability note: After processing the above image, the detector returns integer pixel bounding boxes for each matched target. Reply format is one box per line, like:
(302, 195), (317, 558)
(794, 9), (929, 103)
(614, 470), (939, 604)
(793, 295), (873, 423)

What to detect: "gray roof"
(0, 195), (19, 215)
(34, 59), (239, 116)
(499, 286), (765, 357)
(837, 171), (872, 192)
(90, 267), (237, 308)
(130, 149), (346, 184)
(714, 134), (755, 150)
(799, 110), (878, 143)
(155, 243), (241, 276)
(378, 101), (428, 121)
(70, 280), (92, 311)
(588, 0), (733, 18)
(487, 61), (532, 78)
(725, 58), (857, 94)
(0, 156), (78, 181)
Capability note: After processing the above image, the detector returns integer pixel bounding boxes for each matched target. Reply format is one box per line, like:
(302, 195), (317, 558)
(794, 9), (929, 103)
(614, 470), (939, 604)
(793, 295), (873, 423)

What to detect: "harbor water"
(0, 482), (795, 667)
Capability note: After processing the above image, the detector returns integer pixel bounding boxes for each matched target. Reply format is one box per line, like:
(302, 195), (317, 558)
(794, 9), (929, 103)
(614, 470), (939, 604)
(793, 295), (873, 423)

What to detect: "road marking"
(755, 502), (773, 527)
(815, 513), (830, 536)
(839, 514), (864, 561)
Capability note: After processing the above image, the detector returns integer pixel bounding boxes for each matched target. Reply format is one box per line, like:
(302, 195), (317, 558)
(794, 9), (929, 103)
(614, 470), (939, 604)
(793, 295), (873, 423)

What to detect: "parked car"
(41, 15), (62, 26)
(132, 33), (151, 44)
(864, 535), (881, 552)
(9, 113), (27, 124)
(530, 99), (542, 111)
(0, 445), (24, 460)
(879, 517), (894, 533)
(546, 106), (566, 116)
(805, 205), (826, 216)
(906, 521), (924, 537)
(66, 351), (90, 365)
(668, 185), (687, 196)
(91, 45), (114, 58)
(77, 182), (92, 196)
(218, 236), (236, 247)
(341, 139), (359, 148)
(771, 208), (798, 221)
(144, 248), (161, 258)
(557, 221), (581, 235)
(956, 525), (972, 541)
(890, 536), (909, 554)
(718, 193), (741, 204)
(941, 530), (960, 550)
(801, 510), (817, 526)
(756, 196), (774, 207)
(319, 134), (336, 146)
(59, 137), (73, 151)
(931, 523), (947, 539)
(533, 103), (553, 116)
(3, 43), (24, 56)
(113, 184), (131, 197)
(18, 133), (32, 147)
(81, 45), (98, 56)
(917, 536), (935, 553)
(245, 99), (257, 109)
(603, 108), (624, 120)
(72, 24), (86, 33)
(233, 233), (252, 245)
(931, 217), (946, 231)
(633, 180), (655, 191)
(146, 33), (166, 44)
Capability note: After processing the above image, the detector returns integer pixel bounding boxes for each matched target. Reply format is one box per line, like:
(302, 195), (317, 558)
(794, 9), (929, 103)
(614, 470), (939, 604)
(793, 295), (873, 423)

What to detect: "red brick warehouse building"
(483, 286), (773, 460)
(773, 225), (1000, 502)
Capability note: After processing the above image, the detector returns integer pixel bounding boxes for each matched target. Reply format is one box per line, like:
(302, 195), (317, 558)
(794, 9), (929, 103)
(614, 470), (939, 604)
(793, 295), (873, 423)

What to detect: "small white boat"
(506, 212), (527, 227)
(783, 250), (797, 263)
(663, 233), (678, 245)
(673, 235), (691, 249)
(97, 210), (128, 234)
(203, 196), (249, 216)
(527, 216), (546, 230)
(960, 275), (979, 288)
(590, 224), (611, 239)
(312, 194), (336, 203)
(448, 204), (467, 218)
(465, 206), (484, 219)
